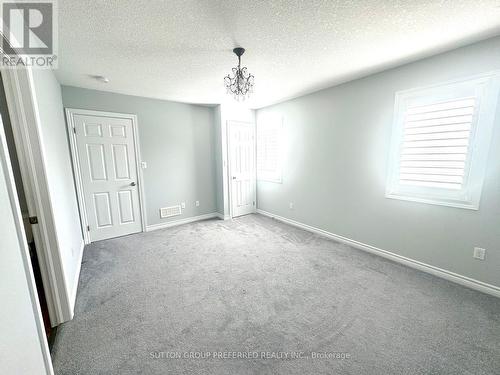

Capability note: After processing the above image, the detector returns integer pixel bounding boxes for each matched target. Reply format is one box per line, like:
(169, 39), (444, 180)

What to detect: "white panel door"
(228, 121), (256, 217)
(74, 114), (142, 241)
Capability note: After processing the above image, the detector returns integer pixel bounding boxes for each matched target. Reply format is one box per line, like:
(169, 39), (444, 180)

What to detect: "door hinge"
(29, 216), (38, 224)
(87, 225), (90, 231)
(253, 201), (255, 206)
(73, 127), (76, 134)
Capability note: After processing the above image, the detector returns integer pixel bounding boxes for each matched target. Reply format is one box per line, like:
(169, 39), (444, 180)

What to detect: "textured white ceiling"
(56, 0), (500, 108)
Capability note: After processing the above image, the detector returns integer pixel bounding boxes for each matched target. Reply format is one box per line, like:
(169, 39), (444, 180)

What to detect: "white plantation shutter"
(257, 115), (283, 183)
(386, 74), (500, 209)
(399, 97), (475, 190)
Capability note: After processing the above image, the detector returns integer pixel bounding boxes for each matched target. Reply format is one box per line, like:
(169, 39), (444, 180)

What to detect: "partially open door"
(1, 67), (77, 325)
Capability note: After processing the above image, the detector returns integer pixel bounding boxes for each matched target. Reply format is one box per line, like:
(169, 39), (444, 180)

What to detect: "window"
(386, 73), (500, 209)
(257, 114), (283, 183)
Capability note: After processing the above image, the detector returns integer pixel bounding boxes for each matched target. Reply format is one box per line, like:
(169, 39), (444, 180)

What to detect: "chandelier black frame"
(224, 47), (255, 100)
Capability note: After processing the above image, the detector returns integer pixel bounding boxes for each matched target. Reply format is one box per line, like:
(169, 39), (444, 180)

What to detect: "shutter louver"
(257, 118), (282, 182)
(257, 127), (279, 174)
(398, 97), (475, 190)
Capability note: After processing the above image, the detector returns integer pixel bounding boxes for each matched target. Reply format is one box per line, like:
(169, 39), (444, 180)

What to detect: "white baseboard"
(216, 212), (231, 220)
(146, 213), (219, 232)
(69, 239), (85, 319)
(257, 209), (500, 298)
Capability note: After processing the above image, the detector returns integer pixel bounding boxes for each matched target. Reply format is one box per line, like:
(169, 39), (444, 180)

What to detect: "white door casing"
(228, 121), (256, 217)
(67, 110), (145, 242)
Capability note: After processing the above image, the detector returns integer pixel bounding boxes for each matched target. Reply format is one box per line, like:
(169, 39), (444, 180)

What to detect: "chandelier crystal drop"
(224, 47), (255, 101)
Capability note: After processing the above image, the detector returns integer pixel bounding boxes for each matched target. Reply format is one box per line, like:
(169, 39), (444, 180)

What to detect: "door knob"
(130, 182), (136, 186)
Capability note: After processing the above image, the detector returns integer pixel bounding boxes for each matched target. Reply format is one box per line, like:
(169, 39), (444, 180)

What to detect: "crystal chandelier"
(224, 47), (255, 101)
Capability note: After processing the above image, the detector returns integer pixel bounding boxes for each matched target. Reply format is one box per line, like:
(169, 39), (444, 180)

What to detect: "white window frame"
(257, 114), (283, 184)
(386, 72), (500, 210)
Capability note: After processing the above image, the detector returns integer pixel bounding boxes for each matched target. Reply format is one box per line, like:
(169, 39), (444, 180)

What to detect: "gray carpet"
(52, 214), (500, 375)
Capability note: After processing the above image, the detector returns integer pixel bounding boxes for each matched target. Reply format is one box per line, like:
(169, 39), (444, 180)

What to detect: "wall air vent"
(159, 205), (182, 218)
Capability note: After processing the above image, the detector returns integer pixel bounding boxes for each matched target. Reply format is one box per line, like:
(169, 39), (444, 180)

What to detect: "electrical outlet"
(473, 247), (486, 260)
(181, 202), (186, 209)
(289, 202), (294, 210)
(141, 161), (147, 169)
(195, 200), (200, 207)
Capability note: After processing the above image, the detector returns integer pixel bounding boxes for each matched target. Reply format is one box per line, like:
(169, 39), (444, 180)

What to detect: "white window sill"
(385, 193), (478, 210)
(257, 177), (282, 184)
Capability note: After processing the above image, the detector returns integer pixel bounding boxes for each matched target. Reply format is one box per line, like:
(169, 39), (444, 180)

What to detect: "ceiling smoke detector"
(90, 75), (109, 83)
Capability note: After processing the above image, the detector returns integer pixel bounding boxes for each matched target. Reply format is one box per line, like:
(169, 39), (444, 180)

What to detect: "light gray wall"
(61, 86), (217, 226)
(256, 36), (500, 288)
(31, 70), (84, 304)
(213, 105), (224, 215)
(0, 117), (52, 375)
